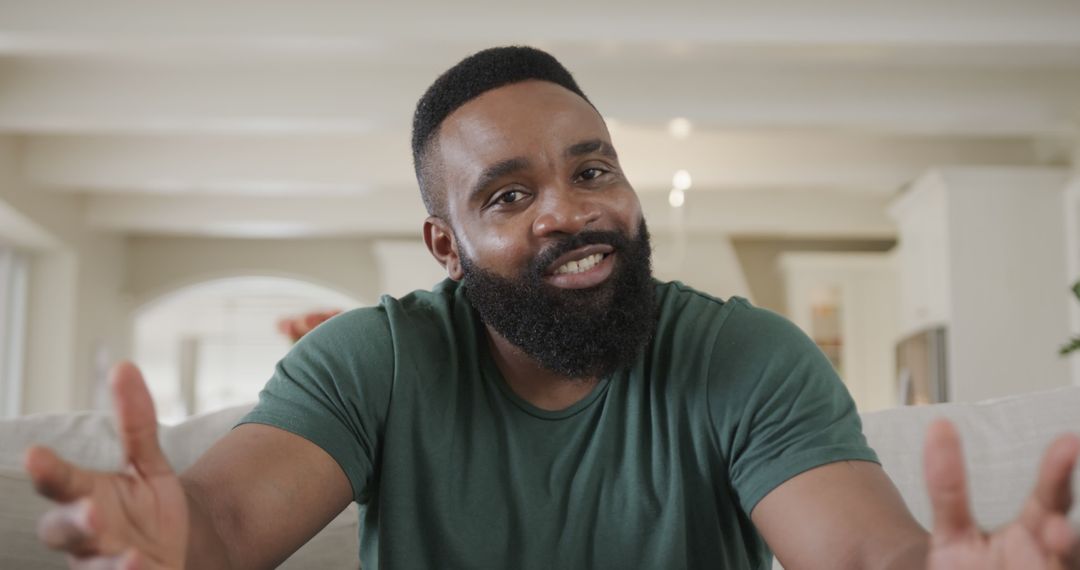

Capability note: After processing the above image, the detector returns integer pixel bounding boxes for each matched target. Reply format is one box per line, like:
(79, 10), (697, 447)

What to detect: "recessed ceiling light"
(669, 188), (685, 208)
(672, 169), (692, 191)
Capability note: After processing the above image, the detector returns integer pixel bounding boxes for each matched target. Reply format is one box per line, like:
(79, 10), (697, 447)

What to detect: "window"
(133, 276), (362, 424)
(0, 247), (28, 418)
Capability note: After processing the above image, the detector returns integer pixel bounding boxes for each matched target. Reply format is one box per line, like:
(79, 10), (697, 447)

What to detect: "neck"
(484, 324), (599, 412)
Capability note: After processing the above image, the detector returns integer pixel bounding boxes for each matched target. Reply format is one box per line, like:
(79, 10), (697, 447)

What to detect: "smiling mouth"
(552, 252), (610, 275)
(543, 243), (617, 276)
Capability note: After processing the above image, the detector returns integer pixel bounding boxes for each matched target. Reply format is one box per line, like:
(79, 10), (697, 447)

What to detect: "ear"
(423, 216), (464, 281)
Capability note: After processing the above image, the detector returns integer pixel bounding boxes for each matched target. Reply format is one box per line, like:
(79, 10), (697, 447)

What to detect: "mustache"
(528, 230), (632, 277)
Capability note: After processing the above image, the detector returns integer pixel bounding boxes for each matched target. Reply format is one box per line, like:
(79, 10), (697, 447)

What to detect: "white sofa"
(2, 386), (1078, 569)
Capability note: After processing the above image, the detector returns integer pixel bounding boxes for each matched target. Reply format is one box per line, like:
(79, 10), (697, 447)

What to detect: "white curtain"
(0, 247), (28, 418)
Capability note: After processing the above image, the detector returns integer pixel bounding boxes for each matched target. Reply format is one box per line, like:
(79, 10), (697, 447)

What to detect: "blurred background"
(0, 0), (1078, 422)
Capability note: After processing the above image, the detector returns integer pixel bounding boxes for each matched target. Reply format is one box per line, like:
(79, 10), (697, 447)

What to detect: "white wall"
(651, 230), (753, 302)
(372, 239), (451, 299)
(126, 236), (382, 310)
(731, 237), (897, 315)
(0, 136), (131, 414)
(71, 235), (129, 411)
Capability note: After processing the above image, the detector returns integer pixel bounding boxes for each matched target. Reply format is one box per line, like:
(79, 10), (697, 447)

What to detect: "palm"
(929, 525), (1056, 569)
(25, 362), (189, 569)
(924, 420), (1079, 570)
(76, 464), (189, 562)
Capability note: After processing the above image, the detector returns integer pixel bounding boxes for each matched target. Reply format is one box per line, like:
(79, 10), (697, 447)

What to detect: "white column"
(177, 337), (199, 416)
(0, 250), (29, 418)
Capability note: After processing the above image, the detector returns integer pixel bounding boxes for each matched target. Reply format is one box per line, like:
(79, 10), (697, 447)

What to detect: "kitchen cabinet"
(888, 167), (1072, 402)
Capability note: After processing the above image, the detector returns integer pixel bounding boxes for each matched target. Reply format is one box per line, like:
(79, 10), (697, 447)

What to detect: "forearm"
(873, 531), (930, 570)
(182, 479), (238, 569)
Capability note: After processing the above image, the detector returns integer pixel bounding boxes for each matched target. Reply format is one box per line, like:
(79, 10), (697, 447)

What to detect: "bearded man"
(25, 46), (1080, 570)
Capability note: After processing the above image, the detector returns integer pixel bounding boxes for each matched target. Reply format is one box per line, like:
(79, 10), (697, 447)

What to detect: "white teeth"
(555, 253), (604, 275)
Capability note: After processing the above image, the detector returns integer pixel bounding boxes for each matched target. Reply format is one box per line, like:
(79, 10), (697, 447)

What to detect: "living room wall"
(0, 136), (130, 415)
(126, 236), (384, 311)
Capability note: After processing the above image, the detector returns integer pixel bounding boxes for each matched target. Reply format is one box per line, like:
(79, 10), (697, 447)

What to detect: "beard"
(459, 219), (657, 380)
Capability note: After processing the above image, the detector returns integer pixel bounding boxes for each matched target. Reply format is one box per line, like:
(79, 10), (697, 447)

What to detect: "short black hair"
(411, 46), (593, 217)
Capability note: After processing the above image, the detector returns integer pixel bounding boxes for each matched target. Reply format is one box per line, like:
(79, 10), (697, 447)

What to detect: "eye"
(488, 189), (527, 208)
(579, 167), (608, 181)
(576, 165), (618, 185)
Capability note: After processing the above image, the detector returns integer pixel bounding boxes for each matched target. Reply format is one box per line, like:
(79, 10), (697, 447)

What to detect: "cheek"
(461, 223), (535, 273)
(611, 188), (643, 230)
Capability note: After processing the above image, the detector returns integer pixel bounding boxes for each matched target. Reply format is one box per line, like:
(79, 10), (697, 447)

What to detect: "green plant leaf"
(1064, 280), (1080, 357)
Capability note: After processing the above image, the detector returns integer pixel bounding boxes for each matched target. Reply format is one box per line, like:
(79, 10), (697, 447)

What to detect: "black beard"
(459, 220), (657, 379)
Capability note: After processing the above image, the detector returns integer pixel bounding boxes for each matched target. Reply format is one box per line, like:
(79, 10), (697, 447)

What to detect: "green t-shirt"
(239, 279), (877, 569)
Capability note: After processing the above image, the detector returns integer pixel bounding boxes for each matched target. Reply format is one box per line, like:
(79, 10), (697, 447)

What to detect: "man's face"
(428, 80), (656, 378)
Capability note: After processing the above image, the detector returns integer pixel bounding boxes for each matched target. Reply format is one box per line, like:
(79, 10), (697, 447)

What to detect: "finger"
(24, 445), (96, 503)
(1032, 433), (1080, 517)
(1039, 514), (1076, 559)
(924, 418), (977, 543)
(109, 362), (172, 477)
(38, 499), (98, 555)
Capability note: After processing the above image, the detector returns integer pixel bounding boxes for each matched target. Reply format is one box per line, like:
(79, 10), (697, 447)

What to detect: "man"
(23, 46), (1080, 569)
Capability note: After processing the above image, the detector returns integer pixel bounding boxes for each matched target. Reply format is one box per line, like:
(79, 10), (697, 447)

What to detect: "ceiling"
(2, 0), (1079, 239)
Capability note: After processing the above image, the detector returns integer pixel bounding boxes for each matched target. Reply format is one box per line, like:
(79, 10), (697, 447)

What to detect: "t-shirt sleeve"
(236, 307), (395, 504)
(708, 299), (879, 515)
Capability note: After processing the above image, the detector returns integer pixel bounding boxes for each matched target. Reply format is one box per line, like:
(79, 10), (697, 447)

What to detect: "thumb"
(924, 418), (977, 544)
(110, 361), (172, 477)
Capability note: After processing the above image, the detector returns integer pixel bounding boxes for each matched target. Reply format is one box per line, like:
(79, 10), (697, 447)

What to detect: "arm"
(751, 460), (928, 570)
(181, 423), (353, 569)
(751, 420), (1080, 570)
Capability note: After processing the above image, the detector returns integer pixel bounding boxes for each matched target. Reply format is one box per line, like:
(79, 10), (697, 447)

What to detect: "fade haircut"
(411, 46), (594, 218)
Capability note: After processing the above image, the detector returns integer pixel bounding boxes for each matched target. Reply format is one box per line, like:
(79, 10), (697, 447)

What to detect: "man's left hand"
(925, 419), (1080, 569)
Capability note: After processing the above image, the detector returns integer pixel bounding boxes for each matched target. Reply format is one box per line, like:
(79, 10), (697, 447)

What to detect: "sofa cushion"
(862, 385), (1080, 531)
(0, 468), (63, 569)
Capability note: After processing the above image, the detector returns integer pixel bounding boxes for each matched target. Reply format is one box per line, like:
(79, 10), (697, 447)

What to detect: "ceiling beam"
(2, 59), (1076, 137)
(2, 1), (1080, 49)
(23, 130), (1045, 196)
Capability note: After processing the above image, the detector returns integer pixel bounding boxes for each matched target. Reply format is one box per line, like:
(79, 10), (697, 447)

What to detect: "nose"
(532, 186), (602, 238)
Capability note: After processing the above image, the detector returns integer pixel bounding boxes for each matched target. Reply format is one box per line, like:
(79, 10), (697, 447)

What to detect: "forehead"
(434, 81), (609, 190)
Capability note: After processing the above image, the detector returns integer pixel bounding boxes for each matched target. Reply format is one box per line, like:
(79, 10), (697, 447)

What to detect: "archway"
(133, 276), (364, 424)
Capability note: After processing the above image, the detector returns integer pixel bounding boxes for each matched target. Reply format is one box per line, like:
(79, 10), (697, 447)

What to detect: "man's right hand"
(23, 362), (189, 570)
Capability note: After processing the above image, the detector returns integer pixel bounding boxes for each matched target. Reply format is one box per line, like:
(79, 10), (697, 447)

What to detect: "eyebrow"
(469, 157), (530, 203)
(566, 139), (618, 160)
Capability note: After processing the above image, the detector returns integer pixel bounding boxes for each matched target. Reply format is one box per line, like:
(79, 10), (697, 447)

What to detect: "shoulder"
(304, 278), (459, 334)
(653, 280), (783, 354)
(375, 279), (471, 348)
(651, 281), (831, 396)
(655, 282), (809, 352)
(282, 304), (395, 381)
(277, 280), (466, 396)
(653, 280), (737, 334)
